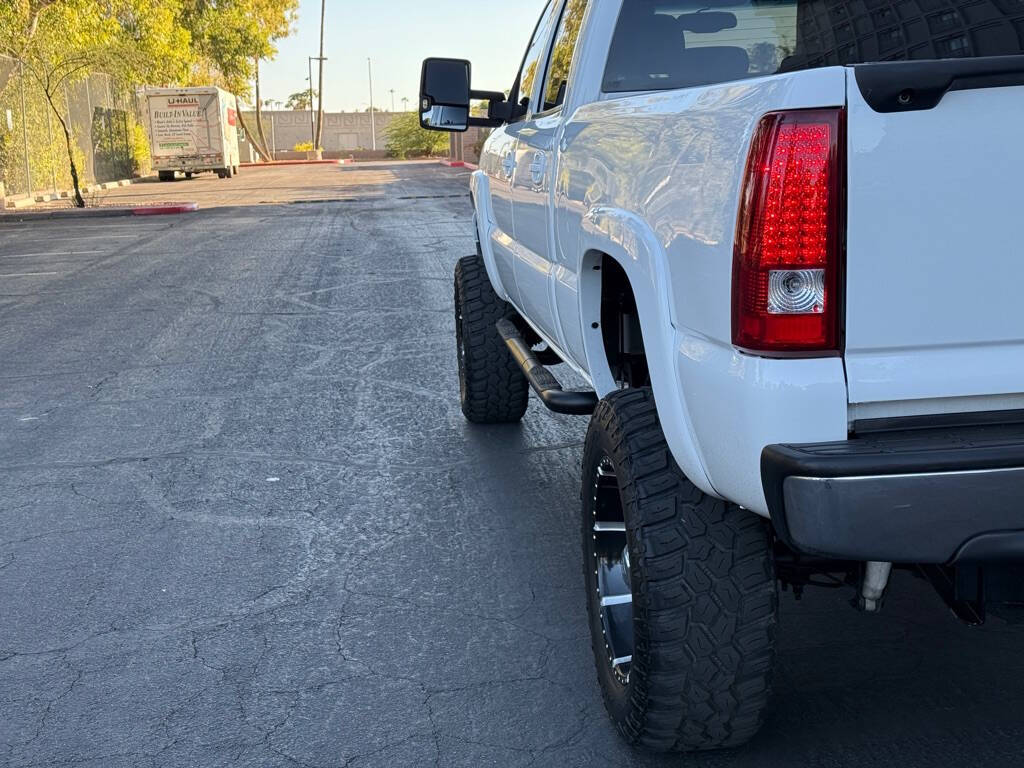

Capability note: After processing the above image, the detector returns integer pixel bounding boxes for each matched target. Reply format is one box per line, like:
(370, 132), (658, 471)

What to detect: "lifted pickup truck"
(423, 0), (1024, 752)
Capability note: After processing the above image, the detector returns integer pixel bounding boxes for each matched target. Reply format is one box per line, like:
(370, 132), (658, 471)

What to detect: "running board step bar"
(495, 317), (598, 416)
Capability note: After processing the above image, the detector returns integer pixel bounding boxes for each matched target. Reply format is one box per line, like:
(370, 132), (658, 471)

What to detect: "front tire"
(583, 388), (777, 752)
(157, 171), (174, 182)
(453, 254), (528, 424)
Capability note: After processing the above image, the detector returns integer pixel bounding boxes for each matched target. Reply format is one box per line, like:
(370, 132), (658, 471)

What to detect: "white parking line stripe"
(4, 234), (139, 240)
(1, 251), (104, 258)
(0, 272), (59, 278)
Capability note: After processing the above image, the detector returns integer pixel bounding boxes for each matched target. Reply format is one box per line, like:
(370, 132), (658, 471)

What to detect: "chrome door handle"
(529, 152), (547, 185)
(501, 152), (516, 179)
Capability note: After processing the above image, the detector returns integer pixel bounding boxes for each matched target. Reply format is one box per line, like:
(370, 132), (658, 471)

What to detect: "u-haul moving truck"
(139, 87), (241, 181)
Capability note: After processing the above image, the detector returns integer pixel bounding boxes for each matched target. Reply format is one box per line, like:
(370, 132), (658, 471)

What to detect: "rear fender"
(578, 206), (716, 497)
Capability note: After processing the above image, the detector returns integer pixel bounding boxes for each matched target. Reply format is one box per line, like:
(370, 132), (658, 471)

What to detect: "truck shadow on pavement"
(460, 417), (1024, 768)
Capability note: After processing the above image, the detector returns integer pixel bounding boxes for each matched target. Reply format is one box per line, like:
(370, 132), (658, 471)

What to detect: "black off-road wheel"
(157, 171), (174, 182)
(453, 254), (528, 424)
(583, 387), (777, 752)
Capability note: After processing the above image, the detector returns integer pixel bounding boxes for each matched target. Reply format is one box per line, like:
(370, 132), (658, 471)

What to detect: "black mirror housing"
(420, 58), (471, 133)
(420, 58), (508, 132)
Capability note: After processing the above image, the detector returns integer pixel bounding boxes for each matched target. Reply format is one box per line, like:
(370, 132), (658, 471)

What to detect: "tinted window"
(518, 1), (558, 110)
(541, 0), (590, 111)
(603, 0), (1024, 93)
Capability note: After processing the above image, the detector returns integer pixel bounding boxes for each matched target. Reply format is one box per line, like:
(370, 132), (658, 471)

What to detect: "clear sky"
(259, 0), (546, 111)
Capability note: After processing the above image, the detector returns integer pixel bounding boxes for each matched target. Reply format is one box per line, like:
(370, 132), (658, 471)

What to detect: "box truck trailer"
(139, 87), (241, 181)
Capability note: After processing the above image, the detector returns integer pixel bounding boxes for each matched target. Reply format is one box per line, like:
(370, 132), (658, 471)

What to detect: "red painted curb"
(131, 202), (200, 216)
(441, 160), (478, 171)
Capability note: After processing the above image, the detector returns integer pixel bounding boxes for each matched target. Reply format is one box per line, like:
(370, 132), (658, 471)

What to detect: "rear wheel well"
(599, 256), (649, 389)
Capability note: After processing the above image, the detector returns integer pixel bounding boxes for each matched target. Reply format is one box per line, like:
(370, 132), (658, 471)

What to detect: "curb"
(3, 175), (150, 210)
(441, 160), (478, 170)
(132, 202), (200, 216)
(0, 202), (199, 221)
(240, 159), (348, 167)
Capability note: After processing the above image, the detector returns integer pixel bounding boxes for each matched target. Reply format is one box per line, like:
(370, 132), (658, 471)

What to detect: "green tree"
(286, 89), (316, 110)
(1, 0), (298, 199)
(5, 0), (196, 204)
(178, 0), (297, 161)
(0, 1), (65, 97)
(384, 112), (448, 159)
(12, 0), (192, 205)
(253, 0), (297, 159)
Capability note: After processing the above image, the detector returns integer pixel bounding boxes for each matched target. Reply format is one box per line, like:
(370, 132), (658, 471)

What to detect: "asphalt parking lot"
(2, 163), (1023, 768)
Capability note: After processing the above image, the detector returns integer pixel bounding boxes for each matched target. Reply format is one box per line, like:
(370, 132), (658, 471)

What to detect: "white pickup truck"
(421, 0), (1024, 752)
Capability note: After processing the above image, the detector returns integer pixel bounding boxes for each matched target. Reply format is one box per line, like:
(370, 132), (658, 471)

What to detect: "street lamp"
(265, 99), (282, 157)
(367, 58), (376, 151)
(389, 89), (395, 113)
(308, 56), (327, 147)
(402, 96), (409, 112)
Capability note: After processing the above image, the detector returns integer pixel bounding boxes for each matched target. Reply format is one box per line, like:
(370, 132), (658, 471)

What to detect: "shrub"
(385, 113), (448, 159)
(128, 120), (151, 177)
(293, 141), (314, 152)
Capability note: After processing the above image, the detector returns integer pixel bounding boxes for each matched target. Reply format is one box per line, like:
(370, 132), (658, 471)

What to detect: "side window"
(541, 0), (589, 112)
(516, 1), (558, 115)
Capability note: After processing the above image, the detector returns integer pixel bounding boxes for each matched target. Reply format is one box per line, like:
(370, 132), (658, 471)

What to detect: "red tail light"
(732, 109), (844, 355)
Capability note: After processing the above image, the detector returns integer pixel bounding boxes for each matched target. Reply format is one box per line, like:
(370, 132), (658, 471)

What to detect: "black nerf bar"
(495, 317), (597, 416)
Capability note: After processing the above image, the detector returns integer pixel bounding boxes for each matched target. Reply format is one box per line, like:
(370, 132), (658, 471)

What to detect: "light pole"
(266, 99), (281, 157)
(367, 58), (376, 151)
(307, 57), (326, 147)
(314, 0), (326, 150)
(307, 63), (314, 146)
(389, 89), (395, 113)
(402, 96), (409, 112)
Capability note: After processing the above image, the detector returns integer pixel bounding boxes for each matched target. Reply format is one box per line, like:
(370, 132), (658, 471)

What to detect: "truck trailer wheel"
(453, 254), (528, 424)
(582, 388), (777, 752)
(158, 171), (174, 182)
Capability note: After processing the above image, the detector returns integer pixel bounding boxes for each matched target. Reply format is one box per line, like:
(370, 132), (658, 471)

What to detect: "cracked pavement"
(2, 163), (1024, 767)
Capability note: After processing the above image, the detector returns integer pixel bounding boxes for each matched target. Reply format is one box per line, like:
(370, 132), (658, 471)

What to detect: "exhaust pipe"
(858, 561), (893, 613)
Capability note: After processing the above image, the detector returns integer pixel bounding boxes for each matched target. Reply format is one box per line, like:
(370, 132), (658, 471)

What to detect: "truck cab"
(426, 0), (1024, 752)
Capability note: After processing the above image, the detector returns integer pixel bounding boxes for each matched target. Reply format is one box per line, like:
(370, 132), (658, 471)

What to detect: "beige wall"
(449, 127), (490, 165)
(241, 110), (399, 155)
(242, 110), (490, 163)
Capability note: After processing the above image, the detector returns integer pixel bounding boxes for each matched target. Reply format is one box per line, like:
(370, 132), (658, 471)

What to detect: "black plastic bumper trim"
(495, 317), (597, 416)
(763, 419), (1024, 564)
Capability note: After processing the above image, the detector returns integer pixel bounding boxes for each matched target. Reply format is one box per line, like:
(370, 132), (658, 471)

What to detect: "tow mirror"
(420, 58), (471, 132)
(420, 58), (509, 131)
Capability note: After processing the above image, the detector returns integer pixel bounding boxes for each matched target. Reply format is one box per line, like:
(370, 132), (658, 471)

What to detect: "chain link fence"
(0, 55), (146, 201)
